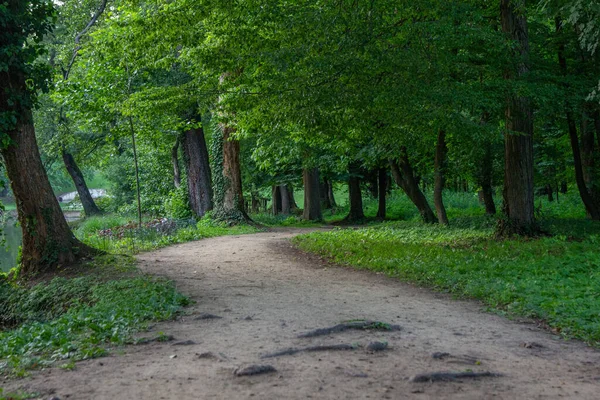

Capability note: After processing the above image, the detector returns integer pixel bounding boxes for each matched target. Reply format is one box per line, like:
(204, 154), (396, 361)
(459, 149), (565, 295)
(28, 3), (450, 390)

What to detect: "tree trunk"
(389, 147), (437, 223)
(303, 168), (322, 221)
(271, 185), (282, 215)
(320, 180), (332, 209)
(288, 186), (299, 211)
(326, 180), (337, 208)
(433, 130), (449, 225)
(251, 192), (260, 214)
(1, 114), (94, 276)
(181, 126), (213, 219)
(556, 18), (600, 219)
(61, 149), (102, 216)
(376, 167), (387, 220)
(546, 185), (554, 202)
(280, 184), (291, 215)
(498, 0), (538, 235)
(172, 138), (181, 189)
(346, 162), (365, 222)
(478, 140), (497, 215)
(212, 124), (250, 223)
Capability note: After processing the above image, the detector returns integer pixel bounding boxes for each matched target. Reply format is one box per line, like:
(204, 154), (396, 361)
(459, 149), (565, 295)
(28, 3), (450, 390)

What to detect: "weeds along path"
(8, 229), (600, 399)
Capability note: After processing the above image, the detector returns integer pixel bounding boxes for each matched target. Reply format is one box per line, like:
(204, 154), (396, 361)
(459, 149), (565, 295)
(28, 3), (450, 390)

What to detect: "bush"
(164, 186), (192, 219)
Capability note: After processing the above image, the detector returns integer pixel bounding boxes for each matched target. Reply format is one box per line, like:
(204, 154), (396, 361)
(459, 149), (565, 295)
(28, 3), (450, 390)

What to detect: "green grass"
(294, 207), (600, 346)
(74, 215), (260, 254)
(0, 257), (189, 376)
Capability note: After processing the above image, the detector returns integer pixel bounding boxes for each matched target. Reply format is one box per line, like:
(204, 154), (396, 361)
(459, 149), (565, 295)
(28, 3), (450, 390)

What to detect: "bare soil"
(5, 229), (600, 399)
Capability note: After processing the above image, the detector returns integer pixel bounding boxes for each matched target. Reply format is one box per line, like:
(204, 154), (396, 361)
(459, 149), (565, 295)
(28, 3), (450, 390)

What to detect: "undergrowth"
(0, 259), (189, 376)
(74, 215), (259, 254)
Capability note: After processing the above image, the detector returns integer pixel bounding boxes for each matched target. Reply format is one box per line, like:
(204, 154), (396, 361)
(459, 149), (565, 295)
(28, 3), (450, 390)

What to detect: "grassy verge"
(0, 255), (189, 376)
(293, 216), (600, 346)
(73, 215), (259, 254)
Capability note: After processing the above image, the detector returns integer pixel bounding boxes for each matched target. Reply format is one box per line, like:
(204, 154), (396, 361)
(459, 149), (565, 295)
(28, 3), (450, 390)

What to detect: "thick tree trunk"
(212, 124), (249, 223)
(498, 0), (538, 235)
(433, 130), (449, 225)
(181, 126), (213, 218)
(346, 162), (365, 222)
(546, 185), (554, 202)
(1, 115), (94, 276)
(556, 18), (600, 220)
(377, 167), (387, 220)
(389, 147), (437, 223)
(280, 184), (291, 215)
(61, 149), (102, 216)
(271, 185), (282, 215)
(172, 138), (181, 189)
(303, 168), (322, 221)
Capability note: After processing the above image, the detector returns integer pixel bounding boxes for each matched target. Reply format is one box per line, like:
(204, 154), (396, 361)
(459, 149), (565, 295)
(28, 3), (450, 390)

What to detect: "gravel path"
(5, 229), (600, 399)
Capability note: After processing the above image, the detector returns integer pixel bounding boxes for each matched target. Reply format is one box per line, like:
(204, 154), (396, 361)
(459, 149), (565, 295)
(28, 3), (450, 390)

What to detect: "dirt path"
(6, 229), (600, 399)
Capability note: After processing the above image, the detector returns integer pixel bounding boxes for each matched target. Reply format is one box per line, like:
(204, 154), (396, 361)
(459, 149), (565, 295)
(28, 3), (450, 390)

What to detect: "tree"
(0, 0), (94, 276)
(497, 0), (538, 235)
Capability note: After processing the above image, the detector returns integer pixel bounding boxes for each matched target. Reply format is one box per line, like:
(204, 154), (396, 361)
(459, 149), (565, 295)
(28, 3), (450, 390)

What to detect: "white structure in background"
(58, 189), (107, 202)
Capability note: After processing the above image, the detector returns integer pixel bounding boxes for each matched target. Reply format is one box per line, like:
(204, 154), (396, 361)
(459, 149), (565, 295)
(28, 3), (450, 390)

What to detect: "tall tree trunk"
(376, 167), (387, 220)
(271, 185), (282, 215)
(251, 191), (260, 214)
(172, 138), (181, 189)
(478, 141), (497, 215)
(180, 126), (213, 218)
(288, 186), (299, 211)
(433, 130), (449, 225)
(1, 113), (94, 276)
(61, 149), (102, 216)
(498, 0), (538, 235)
(303, 168), (322, 221)
(346, 162), (365, 222)
(128, 117), (142, 227)
(280, 184), (291, 215)
(556, 18), (600, 219)
(212, 124), (249, 223)
(389, 147), (437, 223)
(320, 180), (332, 209)
(327, 180), (337, 208)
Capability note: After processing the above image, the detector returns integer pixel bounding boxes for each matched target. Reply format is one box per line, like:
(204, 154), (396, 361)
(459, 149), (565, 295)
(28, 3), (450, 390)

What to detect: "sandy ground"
(4, 228), (600, 399)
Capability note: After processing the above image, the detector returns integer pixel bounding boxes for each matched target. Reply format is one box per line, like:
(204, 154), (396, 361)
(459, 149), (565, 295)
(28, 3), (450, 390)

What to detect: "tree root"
(297, 320), (401, 338)
(261, 344), (357, 359)
(235, 364), (277, 376)
(410, 371), (501, 383)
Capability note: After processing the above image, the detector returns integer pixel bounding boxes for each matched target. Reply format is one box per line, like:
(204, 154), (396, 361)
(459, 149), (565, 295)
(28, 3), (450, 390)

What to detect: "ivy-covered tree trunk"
(376, 167), (387, 220)
(171, 138), (181, 189)
(1, 112), (94, 276)
(61, 149), (102, 216)
(303, 168), (322, 221)
(180, 126), (213, 218)
(433, 130), (449, 225)
(346, 162), (365, 222)
(498, 0), (538, 235)
(389, 147), (437, 223)
(212, 123), (250, 223)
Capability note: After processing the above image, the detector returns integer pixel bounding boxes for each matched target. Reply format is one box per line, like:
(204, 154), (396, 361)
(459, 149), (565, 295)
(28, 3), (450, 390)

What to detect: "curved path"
(7, 229), (600, 399)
